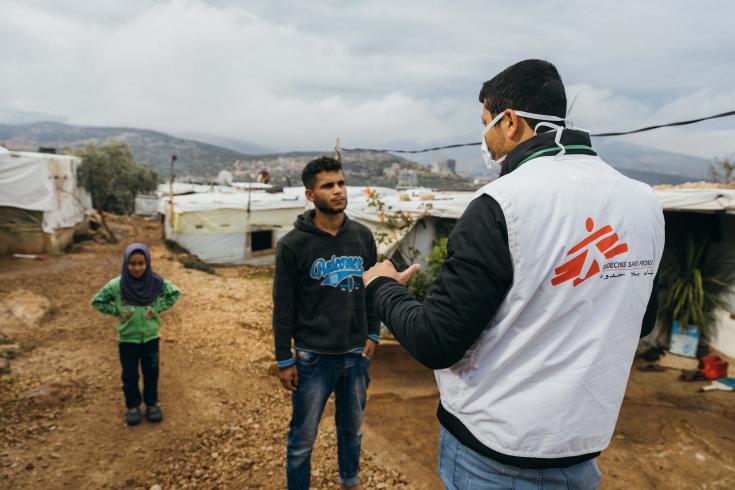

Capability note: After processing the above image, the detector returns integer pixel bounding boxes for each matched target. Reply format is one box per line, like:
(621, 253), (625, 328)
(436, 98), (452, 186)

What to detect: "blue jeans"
(287, 351), (370, 490)
(439, 427), (602, 489)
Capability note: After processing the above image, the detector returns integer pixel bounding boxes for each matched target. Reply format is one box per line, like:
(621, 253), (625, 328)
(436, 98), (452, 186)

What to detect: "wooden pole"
(169, 154), (177, 227)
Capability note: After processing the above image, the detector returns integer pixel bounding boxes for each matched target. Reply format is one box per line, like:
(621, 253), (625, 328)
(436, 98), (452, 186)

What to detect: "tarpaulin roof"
(163, 184), (735, 221)
(168, 192), (306, 214)
(0, 147), (91, 232)
(164, 186), (399, 215)
(655, 188), (735, 214)
(0, 147), (71, 212)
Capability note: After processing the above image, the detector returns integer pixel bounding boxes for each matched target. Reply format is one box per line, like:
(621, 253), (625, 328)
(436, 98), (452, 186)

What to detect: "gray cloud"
(1, 0), (733, 159)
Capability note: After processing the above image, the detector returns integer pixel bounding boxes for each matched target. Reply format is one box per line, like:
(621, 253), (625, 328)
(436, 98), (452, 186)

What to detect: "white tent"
(0, 147), (92, 253)
(161, 185), (400, 265)
(134, 194), (159, 216)
(655, 188), (735, 214)
(164, 191), (307, 265)
(346, 188), (474, 260)
(133, 182), (276, 215)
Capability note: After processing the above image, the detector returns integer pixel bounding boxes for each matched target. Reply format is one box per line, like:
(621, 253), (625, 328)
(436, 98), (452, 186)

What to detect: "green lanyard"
(515, 145), (595, 168)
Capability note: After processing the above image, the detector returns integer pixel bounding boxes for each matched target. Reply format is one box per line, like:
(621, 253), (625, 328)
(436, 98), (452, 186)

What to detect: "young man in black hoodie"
(273, 156), (380, 490)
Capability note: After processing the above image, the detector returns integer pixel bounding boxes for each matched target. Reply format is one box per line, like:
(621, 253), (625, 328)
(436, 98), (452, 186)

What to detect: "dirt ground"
(1, 216), (734, 489)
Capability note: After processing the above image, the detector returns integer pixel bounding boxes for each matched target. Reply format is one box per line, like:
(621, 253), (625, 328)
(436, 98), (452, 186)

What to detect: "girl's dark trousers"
(118, 338), (159, 408)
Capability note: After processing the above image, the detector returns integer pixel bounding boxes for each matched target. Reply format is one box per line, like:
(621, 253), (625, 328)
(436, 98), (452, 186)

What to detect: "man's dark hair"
(478, 59), (567, 131)
(301, 156), (343, 189)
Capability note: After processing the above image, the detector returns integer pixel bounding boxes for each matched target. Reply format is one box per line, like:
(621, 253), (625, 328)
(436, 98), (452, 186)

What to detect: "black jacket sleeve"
(364, 233), (381, 339)
(367, 195), (514, 369)
(273, 241), (298, 365)
(640, 272), (660, 338)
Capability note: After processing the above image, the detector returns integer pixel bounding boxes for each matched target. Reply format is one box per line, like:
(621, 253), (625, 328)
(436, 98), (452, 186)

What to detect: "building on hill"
(383, 163), (401, 179)
(432, 157), (456, 175)
(397, 169), (418, 188)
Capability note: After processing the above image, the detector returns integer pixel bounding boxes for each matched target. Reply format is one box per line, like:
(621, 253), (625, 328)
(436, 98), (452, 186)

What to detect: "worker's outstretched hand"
(363, 260), (421, 287)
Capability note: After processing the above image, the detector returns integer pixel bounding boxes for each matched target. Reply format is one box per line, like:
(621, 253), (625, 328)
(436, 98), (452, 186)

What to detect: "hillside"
(0, 122), (474, 190)
(0, 122), (246, 178)
(231, 151), (474, 190)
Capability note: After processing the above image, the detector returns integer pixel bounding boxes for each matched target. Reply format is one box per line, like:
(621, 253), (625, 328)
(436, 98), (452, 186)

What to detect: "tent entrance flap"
(0, 206), (44, 233)
(0, 206), (46, 254)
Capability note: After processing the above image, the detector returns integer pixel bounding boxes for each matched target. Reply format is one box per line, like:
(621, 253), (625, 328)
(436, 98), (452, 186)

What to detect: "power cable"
(341, 109), (735, 154)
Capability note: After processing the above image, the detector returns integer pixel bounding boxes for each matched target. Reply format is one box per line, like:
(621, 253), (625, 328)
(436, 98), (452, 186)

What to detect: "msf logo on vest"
(310, 255), (365, 292)
(551, 217), (629, 287)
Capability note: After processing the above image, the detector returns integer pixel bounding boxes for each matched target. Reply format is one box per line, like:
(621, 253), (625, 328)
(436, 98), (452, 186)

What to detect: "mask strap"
(514, 111), (570, 156)
(554, 126), (565, 156)
(534, 121), (566, 156)
(533, 121), (561, 132)
(484, 110), (506, 133)
(483, 109), (593, 162)
(523, 110), (592, 157)
(514, 111), (566, 123)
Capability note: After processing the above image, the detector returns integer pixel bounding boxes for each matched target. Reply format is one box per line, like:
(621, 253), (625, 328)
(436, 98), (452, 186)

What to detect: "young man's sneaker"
(145, 404), (163, 423)
(126, 407), (142, 426)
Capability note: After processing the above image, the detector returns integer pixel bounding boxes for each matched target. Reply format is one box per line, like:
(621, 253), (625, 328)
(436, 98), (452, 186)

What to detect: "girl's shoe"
(126, 407), (142, 426)
(145, 404), (164, 423)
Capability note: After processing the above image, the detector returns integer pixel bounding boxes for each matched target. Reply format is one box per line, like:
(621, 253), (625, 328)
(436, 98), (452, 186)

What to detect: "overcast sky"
(1, 0), (734, 159)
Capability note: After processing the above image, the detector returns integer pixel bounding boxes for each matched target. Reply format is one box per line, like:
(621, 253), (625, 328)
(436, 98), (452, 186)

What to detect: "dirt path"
(0, 218), (416, 489)
(1, 216), (734, 489)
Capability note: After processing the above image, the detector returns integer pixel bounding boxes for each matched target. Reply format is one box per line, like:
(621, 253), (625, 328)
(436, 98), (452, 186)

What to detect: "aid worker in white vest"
(363, 59), (664, 489)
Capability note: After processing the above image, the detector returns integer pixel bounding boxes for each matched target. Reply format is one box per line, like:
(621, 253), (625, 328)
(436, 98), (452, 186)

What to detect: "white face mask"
(481, 111), (507, 174)
(481, 109), (569, 173)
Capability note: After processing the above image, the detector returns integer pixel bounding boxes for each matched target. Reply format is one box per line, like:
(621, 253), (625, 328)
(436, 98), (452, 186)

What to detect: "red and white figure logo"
(551, 217), (629, 287)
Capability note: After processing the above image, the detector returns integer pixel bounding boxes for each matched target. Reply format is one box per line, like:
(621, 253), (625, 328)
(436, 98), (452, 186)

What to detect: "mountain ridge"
(0, 121), (474, 190)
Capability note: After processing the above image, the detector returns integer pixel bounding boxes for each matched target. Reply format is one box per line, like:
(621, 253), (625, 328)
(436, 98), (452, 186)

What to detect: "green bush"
(70, 140), (158, 215)
(408, 237), (449, 301)
(659, 231), (735, 334)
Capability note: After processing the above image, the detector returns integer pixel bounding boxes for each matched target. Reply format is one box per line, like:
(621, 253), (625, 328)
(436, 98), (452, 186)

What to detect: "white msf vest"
(436, 153), (665, 459)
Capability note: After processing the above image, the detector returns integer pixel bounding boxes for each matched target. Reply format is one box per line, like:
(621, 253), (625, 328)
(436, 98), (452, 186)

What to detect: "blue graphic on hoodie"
(310, 255), (364, 291)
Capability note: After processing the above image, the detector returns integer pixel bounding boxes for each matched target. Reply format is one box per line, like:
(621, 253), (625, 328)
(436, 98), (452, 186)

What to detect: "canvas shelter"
(0, 146), (92, 254)
(160, 186), (401, 265)
(163, 189), (307, 265)
(653, 185), (735, 358)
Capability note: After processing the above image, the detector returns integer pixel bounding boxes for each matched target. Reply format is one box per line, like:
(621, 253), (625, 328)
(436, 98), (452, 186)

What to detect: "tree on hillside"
(68, 140), (159, 241)
(708, 157), (734, 184)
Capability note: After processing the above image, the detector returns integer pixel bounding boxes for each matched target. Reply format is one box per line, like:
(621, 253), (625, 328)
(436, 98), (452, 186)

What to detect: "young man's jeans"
(439, 426), (602, 489)
(119, 339), (159, 408)
(287, 351), (370, 490)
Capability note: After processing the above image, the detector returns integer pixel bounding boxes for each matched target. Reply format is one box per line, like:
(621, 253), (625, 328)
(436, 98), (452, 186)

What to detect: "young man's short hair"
(478, 59), (567, 131)
(301, 156), (343, 189)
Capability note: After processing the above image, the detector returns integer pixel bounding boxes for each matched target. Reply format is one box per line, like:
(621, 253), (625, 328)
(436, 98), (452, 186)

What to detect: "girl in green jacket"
(92, 243), (180, 426)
